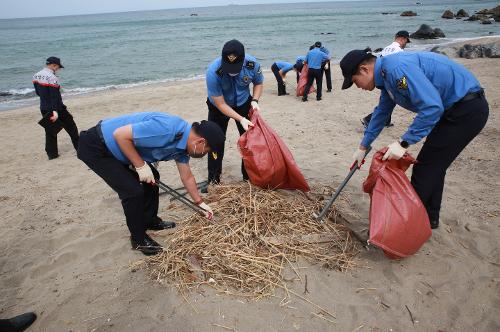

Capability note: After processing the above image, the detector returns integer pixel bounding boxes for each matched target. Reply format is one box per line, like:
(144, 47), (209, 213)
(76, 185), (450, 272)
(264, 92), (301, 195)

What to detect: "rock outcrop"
(401, 11), (417, 17)
(410, 24), (445, 39)
(442, 10), (454, 19)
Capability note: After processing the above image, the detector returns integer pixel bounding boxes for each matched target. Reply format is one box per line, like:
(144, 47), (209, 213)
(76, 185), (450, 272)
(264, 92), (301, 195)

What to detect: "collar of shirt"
(374, 58), (385, 88)
(175, 123), (191, 151)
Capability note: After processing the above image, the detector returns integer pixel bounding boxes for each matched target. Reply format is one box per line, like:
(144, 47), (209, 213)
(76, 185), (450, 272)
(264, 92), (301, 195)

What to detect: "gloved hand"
(239, 117), (254, 131)
(352, 148), (367, 168)
(135, 162), (155, 183)
(324, 62), (330, 70)
(250, 100), (260, 112)
(198, 202), (214, 220)
(382, 141), (407, 161)
(49, 111), (58, 122)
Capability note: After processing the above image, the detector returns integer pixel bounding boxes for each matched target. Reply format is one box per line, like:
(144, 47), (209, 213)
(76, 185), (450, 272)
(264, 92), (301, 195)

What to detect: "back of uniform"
(303, 48), (330, 101)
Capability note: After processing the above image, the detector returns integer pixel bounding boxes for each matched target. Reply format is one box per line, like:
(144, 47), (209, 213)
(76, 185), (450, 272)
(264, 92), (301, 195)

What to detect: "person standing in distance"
(205, 39), (264, 186)
(32, 57), (79, 160)
(302, 42), (330, 102)
(341, 49), (489, 229)
(361, 31), (411, 128)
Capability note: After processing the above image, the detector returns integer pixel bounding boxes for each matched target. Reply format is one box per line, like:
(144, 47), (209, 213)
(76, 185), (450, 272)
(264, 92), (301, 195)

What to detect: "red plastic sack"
(363, 148), (431, 259)
(238, 109), (310, 192)
(296, 64), (316, 97)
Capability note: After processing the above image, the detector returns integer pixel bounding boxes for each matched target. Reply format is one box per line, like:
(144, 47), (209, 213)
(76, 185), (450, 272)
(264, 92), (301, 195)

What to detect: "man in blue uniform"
(341, 49), (489, 229)
(271, 61), (294, 96)
(303, 42), (330, 101)
(33, 57), (79, 160)
(205, 39), (264, 185)
(317, 44), (333, 92)
(77, 112), (224, 255)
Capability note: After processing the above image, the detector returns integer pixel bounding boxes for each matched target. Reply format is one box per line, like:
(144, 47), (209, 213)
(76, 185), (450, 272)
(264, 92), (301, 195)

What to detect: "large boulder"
(410, 24), (446, 39)
(442, 10), (454, 19)
(401, 11), (417, 16)
(458, 44), (500, 59)
(456, 9), (469, 18)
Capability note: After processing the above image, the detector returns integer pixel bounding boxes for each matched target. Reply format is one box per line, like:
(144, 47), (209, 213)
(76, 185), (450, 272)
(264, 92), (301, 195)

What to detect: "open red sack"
(238, 109), (310, 192)
(296, 64), (316, 97)
(363, 148), (431, 259)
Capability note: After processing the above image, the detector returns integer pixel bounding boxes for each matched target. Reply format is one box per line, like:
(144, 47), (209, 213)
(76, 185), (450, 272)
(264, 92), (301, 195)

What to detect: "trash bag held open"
(363, 148), (431, 259)
(296, 64), (316, 97)
(238, 109), (310, 192)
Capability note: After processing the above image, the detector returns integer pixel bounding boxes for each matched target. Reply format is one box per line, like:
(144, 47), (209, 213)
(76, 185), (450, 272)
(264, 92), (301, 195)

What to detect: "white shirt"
(381, 41), (403, 57)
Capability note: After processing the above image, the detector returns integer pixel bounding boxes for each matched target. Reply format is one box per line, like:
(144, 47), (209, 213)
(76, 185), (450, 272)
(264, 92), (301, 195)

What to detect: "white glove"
(198, 202), (214, 220)
(352, 148), (368, 168)
(250, 100), (260, 111)
(239, 117), (254, 131)
(324, 62), (330, 70)
(49, 111), (58, 122)
(135, 162), (155, 183)
(382, 142), (407, 161)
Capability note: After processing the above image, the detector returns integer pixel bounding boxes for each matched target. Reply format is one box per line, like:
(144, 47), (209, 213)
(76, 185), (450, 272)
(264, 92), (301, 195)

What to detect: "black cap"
(46, 56), (64, 68)
(221, 39), (245, 75)
(314, 41), (322, 48)
(193, 120), (225, 159)
(395, 30), (411, 43)
(340, 49), (375, 90)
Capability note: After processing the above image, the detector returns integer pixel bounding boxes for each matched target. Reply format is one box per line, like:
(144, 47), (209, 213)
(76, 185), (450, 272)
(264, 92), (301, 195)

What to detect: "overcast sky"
(0, 0), (356, 19)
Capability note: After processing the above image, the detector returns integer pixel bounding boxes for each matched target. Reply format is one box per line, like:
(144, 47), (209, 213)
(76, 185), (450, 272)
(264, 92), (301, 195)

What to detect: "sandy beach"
(0, 53), (499, 331)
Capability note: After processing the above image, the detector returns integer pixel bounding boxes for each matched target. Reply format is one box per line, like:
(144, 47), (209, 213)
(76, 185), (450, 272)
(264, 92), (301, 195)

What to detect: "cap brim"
(221, 61), (243, 75)
(59, 64), (64, 68)
(407, 38), (411, 43)
(342, 77), (353, 90)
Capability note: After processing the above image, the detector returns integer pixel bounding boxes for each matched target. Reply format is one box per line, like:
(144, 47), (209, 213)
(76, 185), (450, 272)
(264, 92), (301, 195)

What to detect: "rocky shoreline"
(430, 36), (500, 59)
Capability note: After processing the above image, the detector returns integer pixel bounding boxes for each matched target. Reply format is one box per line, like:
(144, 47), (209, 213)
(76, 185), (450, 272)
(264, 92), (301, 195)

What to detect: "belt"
(95, 121), (105, 144)
(458, 89), (484, 104)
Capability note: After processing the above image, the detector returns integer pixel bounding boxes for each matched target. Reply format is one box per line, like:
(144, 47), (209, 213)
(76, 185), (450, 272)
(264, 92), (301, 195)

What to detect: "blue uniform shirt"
(206, 54), (264, 108)
(305, 48), (330, 69)
(296, 56), (306, 65)
(361, 52), (482, 148)
(319, 46), (330, 56)
(100, 112), (191, 165)
(275, 61), (294, 74)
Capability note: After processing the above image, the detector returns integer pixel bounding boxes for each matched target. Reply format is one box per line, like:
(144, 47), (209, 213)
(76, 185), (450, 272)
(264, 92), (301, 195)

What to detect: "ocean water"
(1, 0), (499, 110)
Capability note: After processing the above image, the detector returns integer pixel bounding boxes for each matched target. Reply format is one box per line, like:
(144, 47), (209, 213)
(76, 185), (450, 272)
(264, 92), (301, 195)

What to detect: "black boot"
(0, 312), (37, 332)
(430, 219), (439, 229)
(130, 235), (163, 256)
(146, 217), (176, 230)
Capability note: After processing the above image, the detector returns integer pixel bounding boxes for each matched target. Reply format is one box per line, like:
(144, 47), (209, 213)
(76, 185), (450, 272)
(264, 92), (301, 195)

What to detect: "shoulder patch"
(396, 76), (408, 90)
(245, 61), (255, 70)
(216, 67), (223, 77)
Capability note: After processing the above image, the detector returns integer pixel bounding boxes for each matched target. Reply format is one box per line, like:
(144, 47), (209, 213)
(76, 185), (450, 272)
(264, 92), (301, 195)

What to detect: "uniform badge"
(243, 76), (249, 83)
(397, 76), (408, 90)
(227, 54), (237, 63)
(212, 152), (218, 160)
(246, 61), (255, 70)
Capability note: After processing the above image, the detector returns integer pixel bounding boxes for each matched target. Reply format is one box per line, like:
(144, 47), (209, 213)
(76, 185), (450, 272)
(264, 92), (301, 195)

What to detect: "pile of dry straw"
(143, 182), (359, 299)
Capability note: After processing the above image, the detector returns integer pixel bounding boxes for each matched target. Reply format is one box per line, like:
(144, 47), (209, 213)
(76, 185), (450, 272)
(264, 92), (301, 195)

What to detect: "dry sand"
(0, 56), (499, 331)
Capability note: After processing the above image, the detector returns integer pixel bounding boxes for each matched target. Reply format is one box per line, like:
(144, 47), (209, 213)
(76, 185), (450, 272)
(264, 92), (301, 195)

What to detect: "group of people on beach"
(31, 31), (489, 258)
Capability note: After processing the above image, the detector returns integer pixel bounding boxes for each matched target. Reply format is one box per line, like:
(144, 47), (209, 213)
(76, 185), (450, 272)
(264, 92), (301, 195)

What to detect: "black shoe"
(147, 217), (176, 231)
(326, 89), (332, 92)
(131, 235), (163, 256)
(316, 97), (322, 101)
(48, 154), (59, 160)
(2, 312), (37, 332)
(202, 178), (220, 193)
(430, 220), (439, 229)
(302, 98), (308, 102)
(385, 123), (394, 128)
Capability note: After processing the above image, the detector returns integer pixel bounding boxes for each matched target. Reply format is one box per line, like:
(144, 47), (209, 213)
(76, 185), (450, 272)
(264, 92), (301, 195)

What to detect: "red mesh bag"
(238, 109), (310, 192)
(363, 148), (431, 259)
(296, 64), (316, 97)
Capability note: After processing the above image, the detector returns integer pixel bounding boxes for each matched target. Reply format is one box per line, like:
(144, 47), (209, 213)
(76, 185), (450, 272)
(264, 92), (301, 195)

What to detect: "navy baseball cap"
(221, 39), (245, 75)
(46, 56), (64, 68)
(340, 49), (375, 90)
(396, 30), (411, 43)
(193, 120), (225, 159)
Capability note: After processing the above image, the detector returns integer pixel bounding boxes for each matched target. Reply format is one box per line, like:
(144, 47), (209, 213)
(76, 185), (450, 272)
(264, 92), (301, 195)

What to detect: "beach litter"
(140, 182), (359, 305)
